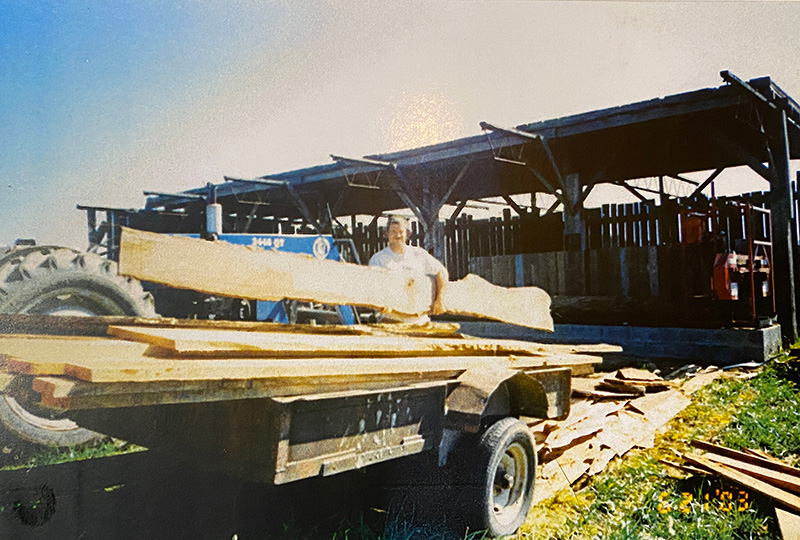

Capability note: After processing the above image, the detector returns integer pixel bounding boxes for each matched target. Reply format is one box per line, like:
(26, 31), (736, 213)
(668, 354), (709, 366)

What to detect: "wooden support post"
(563, 173), (586, 251)
(770, 110), (798, 341)
(419, 161), (473, 263)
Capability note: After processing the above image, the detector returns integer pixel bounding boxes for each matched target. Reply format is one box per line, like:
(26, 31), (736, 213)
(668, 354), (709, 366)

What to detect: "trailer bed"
(0, 315), (604, 483)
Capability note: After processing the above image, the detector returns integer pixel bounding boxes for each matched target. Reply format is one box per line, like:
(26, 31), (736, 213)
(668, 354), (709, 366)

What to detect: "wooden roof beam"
(722, 70), (800, 130)
(501, 195), (525, 216)
(665, 174), (699, 186)
(689, 167), (725, 198)
(615, 181), (650, 203)
(481, 121), (568, 195)
(331, 154), (426, 225)
(707, 125), (772, 183)
(224, 177), (324, 233)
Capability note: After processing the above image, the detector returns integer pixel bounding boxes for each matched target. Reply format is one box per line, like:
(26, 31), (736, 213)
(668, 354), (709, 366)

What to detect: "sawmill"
(2, 71), (800, 538)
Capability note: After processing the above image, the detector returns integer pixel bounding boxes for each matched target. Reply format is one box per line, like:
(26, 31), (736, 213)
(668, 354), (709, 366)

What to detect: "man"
(369, 215), (448, 324)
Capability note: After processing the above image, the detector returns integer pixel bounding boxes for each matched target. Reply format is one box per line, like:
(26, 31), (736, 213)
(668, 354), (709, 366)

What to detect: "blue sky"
(2, 1), (799, 249)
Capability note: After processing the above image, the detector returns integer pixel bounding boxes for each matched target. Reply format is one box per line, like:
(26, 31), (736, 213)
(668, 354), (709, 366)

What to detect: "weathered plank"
(571, 377), (640, 400)
(703, 452), (800, 494)
(691, 440), (800, 480)
(615, 368), (662, 381)
(118, 227), (553, 330)
(684, 454), (800, 512)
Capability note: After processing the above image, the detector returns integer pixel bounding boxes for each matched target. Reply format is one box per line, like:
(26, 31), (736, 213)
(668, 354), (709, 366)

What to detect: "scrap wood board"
(682, 443), (800, 519)
(118, 227), (553, 330)
(0, 329), (601, 382)
(702, 452), (800, 494)
(691, 440), (800, 481)
(684, 454), (800, 512)
(777, 507), (800, 540)
(532, 372), (716, 506)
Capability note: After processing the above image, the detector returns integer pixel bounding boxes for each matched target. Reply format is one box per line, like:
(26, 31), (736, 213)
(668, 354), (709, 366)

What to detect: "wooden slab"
(533, 460), (572, 505)
(118, 227), (553, 330)
(680, 369), (724, 395)
(615, 368), (662, 381)
(0, 334), (154, 376)
(0, 313), (464, 338)
(28, 353), (599, 409)
(18, 352), (595, 384)
(571, 377), (640, 400)
(106, 325), (554, 358)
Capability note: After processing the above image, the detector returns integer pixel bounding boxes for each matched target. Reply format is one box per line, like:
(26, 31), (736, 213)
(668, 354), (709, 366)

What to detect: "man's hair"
(387, 215), (411, 230)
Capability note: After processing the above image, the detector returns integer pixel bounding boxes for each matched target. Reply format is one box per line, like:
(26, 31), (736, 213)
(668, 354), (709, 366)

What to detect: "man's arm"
(424, 249), (448, 316)
(430, 269), (447, 315)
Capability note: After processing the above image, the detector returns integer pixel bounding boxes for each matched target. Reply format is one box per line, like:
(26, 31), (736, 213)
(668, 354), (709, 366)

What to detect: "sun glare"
(382, 90), (463, 152)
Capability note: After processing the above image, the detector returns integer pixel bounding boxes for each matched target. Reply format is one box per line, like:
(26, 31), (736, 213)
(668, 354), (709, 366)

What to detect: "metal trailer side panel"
(69, 381), (449, 484)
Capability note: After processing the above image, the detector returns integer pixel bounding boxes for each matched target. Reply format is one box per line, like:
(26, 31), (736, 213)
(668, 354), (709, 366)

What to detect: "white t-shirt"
(369, 245), (446, 324)
(369, 245), (446, 276)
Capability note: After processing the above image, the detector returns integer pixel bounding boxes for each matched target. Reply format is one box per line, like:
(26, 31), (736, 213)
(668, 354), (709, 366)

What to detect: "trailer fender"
(444, 367), (551, 434)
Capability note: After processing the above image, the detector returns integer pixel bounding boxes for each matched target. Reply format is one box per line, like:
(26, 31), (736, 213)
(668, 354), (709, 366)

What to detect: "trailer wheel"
(456, 417), (537, 537)
(0, 246), (156, 448)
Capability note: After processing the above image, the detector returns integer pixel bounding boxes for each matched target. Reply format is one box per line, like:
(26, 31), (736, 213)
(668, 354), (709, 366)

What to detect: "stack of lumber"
(682, 441), (800, 538)
(0, 316), (608, 412)
(531, 367), (724, 504)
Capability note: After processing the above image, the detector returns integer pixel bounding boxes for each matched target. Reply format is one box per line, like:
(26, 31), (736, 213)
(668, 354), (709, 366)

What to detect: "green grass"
(0, 437), (145, 471)
(717, 361), (800, 463)
(262, 509), (490, 540)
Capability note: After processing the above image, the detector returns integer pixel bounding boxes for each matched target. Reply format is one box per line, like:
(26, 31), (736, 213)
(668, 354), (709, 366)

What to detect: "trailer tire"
(454, 417), (536, 537)
(0, 246), (156, 448)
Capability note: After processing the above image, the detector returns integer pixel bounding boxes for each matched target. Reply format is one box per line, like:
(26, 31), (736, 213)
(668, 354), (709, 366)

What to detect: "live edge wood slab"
(118, 227), (553, 331)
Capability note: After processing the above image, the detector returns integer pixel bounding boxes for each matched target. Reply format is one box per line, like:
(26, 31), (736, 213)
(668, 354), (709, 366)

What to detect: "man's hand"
(429, 297), (445, 316)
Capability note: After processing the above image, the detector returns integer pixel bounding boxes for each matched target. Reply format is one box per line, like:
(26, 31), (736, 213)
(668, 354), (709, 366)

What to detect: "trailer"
(0, 184), (567, 536)
(0, 314), (594, 536)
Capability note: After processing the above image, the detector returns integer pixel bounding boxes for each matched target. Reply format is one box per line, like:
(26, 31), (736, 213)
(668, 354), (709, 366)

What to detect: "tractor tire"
(450, 417), (537, 537)
(0, 246), (156, 317)
(0, 246), (156, 448)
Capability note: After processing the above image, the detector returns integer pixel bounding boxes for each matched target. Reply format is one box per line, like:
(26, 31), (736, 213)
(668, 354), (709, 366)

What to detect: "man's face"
(387, 222), (408, 247)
